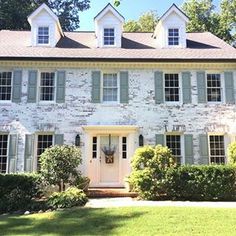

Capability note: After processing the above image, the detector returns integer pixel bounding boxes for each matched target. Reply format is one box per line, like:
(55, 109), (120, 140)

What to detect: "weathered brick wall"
(0, 68), (236, 173)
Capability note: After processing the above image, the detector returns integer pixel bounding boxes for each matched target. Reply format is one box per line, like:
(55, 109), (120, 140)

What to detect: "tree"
(124, 11), (159, 32)
(40, 145), (82, 192)
(228, 142), (236, 164)
(0, 0), (90, 31)
(182, 0), (236, 45)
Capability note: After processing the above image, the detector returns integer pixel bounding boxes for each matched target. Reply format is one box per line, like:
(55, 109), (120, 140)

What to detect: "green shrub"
(129, 145), (175, 199)
(0, 173), (41, 213)
(165, 165), (236, 201)
(70, 176), (90, 191)
(228, 142), (236, 164)
(47, 187), (88, 209)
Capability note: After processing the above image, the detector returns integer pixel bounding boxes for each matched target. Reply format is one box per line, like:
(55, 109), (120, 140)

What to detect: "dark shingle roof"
(0, 30), (235, 61)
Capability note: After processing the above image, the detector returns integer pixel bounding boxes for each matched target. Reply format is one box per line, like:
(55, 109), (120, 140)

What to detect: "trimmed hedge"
(0, 174), (41, 213)
(165, 165), (236, 201)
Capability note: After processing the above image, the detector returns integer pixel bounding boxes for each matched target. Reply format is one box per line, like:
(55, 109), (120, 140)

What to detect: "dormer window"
(104, 28), (115, 46)
(168, 28), (179, 46)
(37, 26), (49, 44)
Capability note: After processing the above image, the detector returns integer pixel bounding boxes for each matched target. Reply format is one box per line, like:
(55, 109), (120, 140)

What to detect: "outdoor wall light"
(139, 134), (144, 147)
(75, 134), (80, 147)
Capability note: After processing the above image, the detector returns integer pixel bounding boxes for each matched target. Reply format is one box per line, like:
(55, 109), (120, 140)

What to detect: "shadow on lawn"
(0, 208), (145, 235)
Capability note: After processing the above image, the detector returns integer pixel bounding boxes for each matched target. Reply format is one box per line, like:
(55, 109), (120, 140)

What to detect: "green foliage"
(40, 145), (82, 191)
(0, 0), (90, 31)
(129, 145), (175, 199)
(227, 142), (236, 164)
(182, 0), (236, 45)
(113, 0), (121, 7)
(0, 174), (41, 213)
(124, 11), (159, 32)
(47, 187), (88, 209)
(70, 176), (90, 191)
(165, 165), (236, 201)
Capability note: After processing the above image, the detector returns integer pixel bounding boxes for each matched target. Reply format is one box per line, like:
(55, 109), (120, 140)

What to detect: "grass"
(0, 206), (236, 235)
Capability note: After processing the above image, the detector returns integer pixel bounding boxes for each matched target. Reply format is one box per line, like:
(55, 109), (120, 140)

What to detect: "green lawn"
(0, 206), (236, 236)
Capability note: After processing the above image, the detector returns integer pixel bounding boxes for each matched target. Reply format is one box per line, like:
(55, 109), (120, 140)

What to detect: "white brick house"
(0, 3), (235, 187)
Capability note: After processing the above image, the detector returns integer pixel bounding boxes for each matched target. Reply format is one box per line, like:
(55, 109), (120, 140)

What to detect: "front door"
(100, 136), (119, 184)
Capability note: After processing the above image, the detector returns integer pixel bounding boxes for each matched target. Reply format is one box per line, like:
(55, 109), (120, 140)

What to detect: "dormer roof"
(28, 3), (64, 36)
(159, 3), (189, 23)
(94, 3), (125, 23)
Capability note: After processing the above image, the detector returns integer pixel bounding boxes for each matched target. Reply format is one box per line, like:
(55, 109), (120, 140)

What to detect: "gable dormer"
(94, 3), (125, 48)
(28, 3), (63, 47)
(154, 4), (189, 48)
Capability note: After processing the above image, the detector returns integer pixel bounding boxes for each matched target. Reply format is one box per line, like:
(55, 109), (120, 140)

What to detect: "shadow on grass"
(0, 208), (145, 236)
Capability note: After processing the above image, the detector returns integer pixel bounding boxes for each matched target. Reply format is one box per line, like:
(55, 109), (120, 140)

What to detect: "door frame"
(83, 125), (138, 187)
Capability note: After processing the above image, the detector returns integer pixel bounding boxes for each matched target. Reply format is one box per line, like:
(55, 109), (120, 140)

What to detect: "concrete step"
(86, 188), (138, 198)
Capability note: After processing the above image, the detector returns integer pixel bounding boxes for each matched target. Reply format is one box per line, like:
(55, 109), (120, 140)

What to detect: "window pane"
(38, 27), (49, 44)
(209, 135), (225, 164)
(0, 135), (8, 173)
(104, 28), (115, 45)
(0, 72), (12, 101)
(165, 74), (179, 102)
(166, 135), (181, 164)
(40, 72), (55, 101)
(168, 28), (179, 46)
(103, 73), (118, 102)
(207, 74), (221, 102)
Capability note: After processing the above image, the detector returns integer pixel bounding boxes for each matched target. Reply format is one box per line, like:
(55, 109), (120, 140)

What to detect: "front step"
(86, 188), (138, 198)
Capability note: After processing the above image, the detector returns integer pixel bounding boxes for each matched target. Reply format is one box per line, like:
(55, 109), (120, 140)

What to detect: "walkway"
(85, 197), (236, 208)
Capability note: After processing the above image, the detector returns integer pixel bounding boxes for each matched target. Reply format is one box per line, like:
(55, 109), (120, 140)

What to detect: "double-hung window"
(104, 28), (115, 46)
(37, 27), (49, 45)
(37, 134), (53, 168)
(165, 73), (179, 102)
(166, 135), (182, 164)
(0, 134), (8, 173)
(0, 72), (12, 101)
(103, 73), (118, 102)
(168, 28), (179, 46)
(40, 72), (55, 101)
(209, 135), (225, 164)
(207, 74), (221, 102)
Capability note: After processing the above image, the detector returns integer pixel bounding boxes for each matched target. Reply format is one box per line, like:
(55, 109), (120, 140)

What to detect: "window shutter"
(155, 71), (164, 104)
(91, 71), (101, 103)
(120, 71), (129, 103)
(24, 134), (34, 172)
(184, 134), (193, 164)
(12, 70), (22, 103)
(182, 71), (192, 104)
(27, 70), (38, 103)
(224, 72), (235, 104)
(8, 134), (18, 173)
(197, 71), (206, 103)
(56, 71), (66, 103)
(155, 134), (164, 146)
(54, 134), (64, 145)
(199, 134), (209, 164)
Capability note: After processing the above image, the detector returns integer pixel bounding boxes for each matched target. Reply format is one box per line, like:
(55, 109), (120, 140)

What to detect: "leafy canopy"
(40, 145), (82, 191)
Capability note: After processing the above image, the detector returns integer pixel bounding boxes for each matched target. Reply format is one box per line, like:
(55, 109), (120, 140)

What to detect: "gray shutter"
(28, 70), (38, 103)
(12, 70), (22, 103)
(120, 71), (129, 103)
(56, 71), (66, 103)
(155, 134), (164, 146)
(224, 72), (235, 104)
(91, 71), (101, 103)
(184, 134), (194, 164)
(197, 71), (206, 103)
(54, 134), (64, 145)
(182, 71), (192, 104)
(155, 71), (164, 104)
(8, 134), (17, 173)
(24, 134), (34, 172)
(199, 134), (209, 164)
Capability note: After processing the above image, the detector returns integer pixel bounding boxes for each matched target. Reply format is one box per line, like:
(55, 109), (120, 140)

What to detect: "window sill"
(37, 101), (56, 105)
(0, 101), (12, 106)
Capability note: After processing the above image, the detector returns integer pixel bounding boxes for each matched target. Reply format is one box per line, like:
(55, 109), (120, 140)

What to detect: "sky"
(79, 0), (221, 31)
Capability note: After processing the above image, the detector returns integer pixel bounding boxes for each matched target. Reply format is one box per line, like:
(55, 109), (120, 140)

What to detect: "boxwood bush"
(165, 165), (236, 201)
(47, 187), (88, 209)
(0, 174), (41, 213)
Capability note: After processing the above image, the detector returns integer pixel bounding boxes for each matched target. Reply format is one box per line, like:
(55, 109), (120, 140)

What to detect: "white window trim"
(37, 70), (57, 104)
(101, 71), (120, 104)
(206, 72), (224, 104)
(208, 133), (226, 164)
(0, 71), (13, 103)
(164, 72), (182, 104)
(164, 133), (185, 164)
(34, 133), (54, 171)
(37, 26), (50, 46)
(103, 27), (116, 47)
(167, 28), (180, 47)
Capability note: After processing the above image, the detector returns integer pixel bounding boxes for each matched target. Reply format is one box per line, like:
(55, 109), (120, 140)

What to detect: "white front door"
(100, 136), (119, 184)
